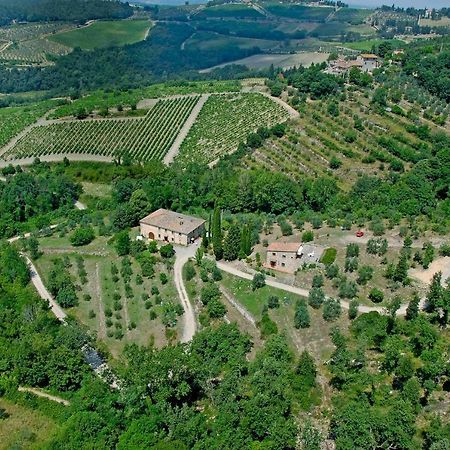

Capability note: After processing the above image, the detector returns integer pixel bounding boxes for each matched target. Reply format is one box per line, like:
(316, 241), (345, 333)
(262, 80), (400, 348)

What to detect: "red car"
(356, 231), (364, 237)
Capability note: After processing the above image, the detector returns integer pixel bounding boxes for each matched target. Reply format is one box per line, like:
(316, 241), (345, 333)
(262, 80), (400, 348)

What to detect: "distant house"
(140, 209), (205, 246)
(265, 242), (324, 273)
(359, 53), (380, 72)
(326, 58), (363, 76)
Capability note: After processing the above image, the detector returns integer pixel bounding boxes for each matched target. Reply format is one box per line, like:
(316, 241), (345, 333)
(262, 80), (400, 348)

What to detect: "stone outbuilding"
(265, 242), (325, 273)
(140, 209), (205, 246)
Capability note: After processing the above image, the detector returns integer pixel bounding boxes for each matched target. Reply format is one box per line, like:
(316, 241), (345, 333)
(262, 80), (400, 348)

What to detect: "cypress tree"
(212, 205), (223, 260)
(223, 223), (241, 261)
(240, 224), (252, 257)
(405, 292), (420, 321)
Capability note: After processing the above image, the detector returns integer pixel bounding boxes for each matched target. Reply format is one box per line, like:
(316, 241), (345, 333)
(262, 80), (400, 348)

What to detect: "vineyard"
(0, 101), (57, 149)
(3, 96), (200, 162)
(0, 22), (73, 64)
(178, 93), (290, 165)
(49, 80), (240, 119)
(243, 92), (445, 189)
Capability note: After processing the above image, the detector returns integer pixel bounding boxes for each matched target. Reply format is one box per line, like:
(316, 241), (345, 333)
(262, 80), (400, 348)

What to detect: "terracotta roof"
(140, 209), (205, 235)
(267, 242), (301, 253)
(360, 53), (378, 59)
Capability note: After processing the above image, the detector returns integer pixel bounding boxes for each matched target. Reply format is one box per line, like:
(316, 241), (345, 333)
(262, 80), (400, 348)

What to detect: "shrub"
(294, 299), (310, 329)
(325, 263), (339, 279)
(312, 274), (324, 288)
(201, 282), (221, 305)
(323, 298), (341, 322)
(70, 226), (95, 247)
(308, 287), (325, 309)
(268, 295), (280, 309)
(348, 299), (359, 320)
(302, 231), (314, 243)
(185, 261), (196, 281)
(160, 273), (168, 285)
(207, 298), (227, 319)
(88, 310), (96, 319)
(311, 217), (323, 229)
(258, 312), (278, 338)
(369, 288), (384, 303)
(252, 272), (266, 291)
(320, 248), (337, 265)
(346, 243), (359, 258)
(160, 244), (175, 258)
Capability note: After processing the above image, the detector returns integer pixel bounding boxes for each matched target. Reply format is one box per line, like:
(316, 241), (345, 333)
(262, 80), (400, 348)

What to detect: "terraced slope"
(243, 94), (446, 189)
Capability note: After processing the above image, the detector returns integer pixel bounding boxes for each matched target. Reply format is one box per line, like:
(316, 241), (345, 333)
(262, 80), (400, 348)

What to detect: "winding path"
(215, 260), (426, 316)
(173, 244), (198, 342)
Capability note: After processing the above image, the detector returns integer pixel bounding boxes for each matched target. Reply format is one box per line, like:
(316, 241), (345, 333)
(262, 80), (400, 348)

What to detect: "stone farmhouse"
(140, 209), (205, 246)
(265, 242), (325, 274)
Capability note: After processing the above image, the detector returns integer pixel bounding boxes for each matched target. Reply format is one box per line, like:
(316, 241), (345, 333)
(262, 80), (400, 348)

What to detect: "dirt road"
(163, 94), (209, 165)
(215, 260), (426, 316)
(173, 244), (198, 342)
(18, 387), (70, 406)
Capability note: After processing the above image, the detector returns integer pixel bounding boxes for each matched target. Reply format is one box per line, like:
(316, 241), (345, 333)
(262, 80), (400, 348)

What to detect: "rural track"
(0, 153), (113, 169)
(7, 228), (120, 389)
(163, 94), (209, 165)
(18, 387), (70, 406)
(215, 260), (427, 316)
(173, 243), (198, 342)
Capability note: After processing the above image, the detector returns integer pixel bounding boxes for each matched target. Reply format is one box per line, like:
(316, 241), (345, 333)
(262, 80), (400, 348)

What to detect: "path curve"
(173, 244), (198, 342)
(215, 260), (426, 316)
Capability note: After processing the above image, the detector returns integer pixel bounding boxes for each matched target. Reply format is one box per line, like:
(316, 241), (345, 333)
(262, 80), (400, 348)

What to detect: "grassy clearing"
(0, 398), (58, 449)
(49, 20), (151, 50)
(220, 271), (304, 319)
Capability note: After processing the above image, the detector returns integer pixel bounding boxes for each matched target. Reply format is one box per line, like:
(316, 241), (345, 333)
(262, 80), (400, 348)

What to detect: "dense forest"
(0, 0), (132, 26)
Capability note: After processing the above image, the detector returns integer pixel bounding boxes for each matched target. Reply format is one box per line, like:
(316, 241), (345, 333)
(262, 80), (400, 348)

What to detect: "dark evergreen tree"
(223, 223), (241, 261)
(405, 292), (420, 321)
(212, 205), (223, 260)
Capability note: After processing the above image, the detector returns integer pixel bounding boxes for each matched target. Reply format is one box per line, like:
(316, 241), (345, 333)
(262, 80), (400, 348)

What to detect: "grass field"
(196, 4), (264, 19)
(420, 17), (450, 28)
(202, 52), (329, 72)
(49, 20), (152, 50)
(0, 398), (58, 449)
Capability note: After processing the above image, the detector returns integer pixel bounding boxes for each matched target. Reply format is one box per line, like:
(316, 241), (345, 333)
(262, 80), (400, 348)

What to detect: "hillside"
(0, 2), (450, 450)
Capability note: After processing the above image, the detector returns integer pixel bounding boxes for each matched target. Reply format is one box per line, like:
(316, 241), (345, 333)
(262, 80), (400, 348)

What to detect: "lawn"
(49, 20), (151, 50)
(0, 398), (59, 449)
